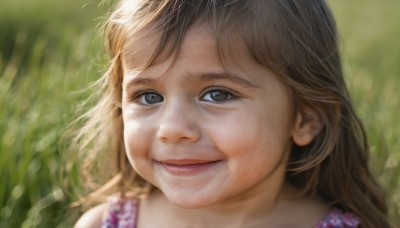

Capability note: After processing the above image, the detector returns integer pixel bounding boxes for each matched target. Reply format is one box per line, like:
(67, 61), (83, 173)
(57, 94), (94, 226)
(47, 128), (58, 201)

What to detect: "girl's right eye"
(135, 92), (164, 105)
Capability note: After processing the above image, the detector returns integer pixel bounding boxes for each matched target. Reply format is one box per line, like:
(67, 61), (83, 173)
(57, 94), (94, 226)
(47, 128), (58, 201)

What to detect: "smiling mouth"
(158, 160), (222, 175)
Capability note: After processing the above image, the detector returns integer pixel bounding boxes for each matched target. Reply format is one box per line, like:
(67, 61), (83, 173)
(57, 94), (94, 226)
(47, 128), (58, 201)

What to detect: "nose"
(156, 101), (201, 144)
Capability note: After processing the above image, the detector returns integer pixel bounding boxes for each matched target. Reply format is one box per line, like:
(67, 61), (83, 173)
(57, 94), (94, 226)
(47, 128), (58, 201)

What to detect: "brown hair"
(72, 0), (390, 227)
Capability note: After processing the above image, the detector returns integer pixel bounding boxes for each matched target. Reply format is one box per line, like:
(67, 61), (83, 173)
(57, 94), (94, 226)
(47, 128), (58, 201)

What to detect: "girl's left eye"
(201, 89), (234, 103)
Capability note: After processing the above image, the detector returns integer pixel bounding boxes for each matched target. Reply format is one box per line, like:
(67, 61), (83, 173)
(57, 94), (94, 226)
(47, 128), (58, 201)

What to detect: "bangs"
(110, 0), (285, 76)
(109, 0), (338, 80)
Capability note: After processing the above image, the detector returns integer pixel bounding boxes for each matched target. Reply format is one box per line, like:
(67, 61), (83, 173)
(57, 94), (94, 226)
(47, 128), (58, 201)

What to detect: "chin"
(163, 189), (219, 209)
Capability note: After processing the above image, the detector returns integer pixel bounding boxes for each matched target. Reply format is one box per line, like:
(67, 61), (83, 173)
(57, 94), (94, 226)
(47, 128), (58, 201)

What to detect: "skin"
(75, 21), (327, 227)
(122, 22), (292, 207)
(120, 22), (326, 227)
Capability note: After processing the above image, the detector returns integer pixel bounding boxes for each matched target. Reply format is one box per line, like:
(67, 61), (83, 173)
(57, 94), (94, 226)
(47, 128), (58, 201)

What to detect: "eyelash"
(130, 90), (161, 104)
(200, 87), (237, 103)
(129, 87), (238, 105)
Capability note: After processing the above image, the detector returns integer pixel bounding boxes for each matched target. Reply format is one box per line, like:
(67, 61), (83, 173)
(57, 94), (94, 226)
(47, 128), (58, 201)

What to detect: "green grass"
(330, 1), (400, 222)
(0, 0), (399, 226)
(0, 0), (107, 227)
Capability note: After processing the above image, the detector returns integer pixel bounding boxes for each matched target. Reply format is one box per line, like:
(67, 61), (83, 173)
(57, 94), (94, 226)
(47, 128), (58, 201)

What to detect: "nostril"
(156, 102), (201, 143)
(156, 121), (200, 144)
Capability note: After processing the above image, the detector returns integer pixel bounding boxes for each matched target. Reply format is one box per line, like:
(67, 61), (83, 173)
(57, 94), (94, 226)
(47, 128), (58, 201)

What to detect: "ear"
(291, 107), (323, 146)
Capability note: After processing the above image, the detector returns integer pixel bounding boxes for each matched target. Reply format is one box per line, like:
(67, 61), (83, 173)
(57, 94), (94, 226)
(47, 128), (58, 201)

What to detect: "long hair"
(72, 0), (389, 227)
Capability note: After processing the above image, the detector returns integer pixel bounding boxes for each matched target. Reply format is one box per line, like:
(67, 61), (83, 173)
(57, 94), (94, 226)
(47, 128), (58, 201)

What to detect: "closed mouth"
(161, 159), (220, 166)
(157, 159), (222, 175)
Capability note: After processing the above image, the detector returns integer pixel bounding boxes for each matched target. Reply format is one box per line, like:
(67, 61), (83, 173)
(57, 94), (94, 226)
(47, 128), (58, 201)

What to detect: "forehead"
(121, 20), (286, 99)
(122, 21), (216, 70)
(123, 22), (280, 88)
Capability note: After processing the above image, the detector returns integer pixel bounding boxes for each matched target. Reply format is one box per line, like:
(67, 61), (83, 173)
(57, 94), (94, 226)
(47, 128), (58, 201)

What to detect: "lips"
(162, 159), (217, 165)
(157, 159), (222, 176)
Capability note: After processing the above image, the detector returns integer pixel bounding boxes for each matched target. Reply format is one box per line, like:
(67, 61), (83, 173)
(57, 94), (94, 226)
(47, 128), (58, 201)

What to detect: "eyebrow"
(199, 72), (259, 89)
(124, 71), (260, 89)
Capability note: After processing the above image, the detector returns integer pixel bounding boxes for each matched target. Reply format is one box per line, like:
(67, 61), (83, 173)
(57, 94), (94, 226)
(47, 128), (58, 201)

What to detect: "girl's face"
(122, 23), (295, 208)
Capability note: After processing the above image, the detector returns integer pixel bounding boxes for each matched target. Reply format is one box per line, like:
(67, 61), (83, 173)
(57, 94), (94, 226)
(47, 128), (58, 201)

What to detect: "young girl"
(74, 0), (390, 227)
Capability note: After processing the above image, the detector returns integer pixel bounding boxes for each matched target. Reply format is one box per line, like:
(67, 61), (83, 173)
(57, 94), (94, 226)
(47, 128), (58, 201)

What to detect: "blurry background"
(0, 0), (399, 227)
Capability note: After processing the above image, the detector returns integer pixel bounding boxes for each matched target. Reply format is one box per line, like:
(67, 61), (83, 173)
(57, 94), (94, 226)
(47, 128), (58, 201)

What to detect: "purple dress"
(102, 197), (360, 228)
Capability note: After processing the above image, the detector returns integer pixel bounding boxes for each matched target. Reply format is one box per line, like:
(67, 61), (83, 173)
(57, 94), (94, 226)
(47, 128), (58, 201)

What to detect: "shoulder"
(74, 203), (109, 228)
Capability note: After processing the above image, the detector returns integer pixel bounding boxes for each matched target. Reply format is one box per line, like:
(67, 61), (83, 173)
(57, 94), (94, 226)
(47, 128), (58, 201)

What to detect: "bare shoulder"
(74, 203), (109, 228)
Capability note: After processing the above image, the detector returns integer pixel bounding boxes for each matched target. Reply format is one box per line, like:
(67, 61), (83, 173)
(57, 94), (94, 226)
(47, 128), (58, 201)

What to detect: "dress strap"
(315, 209), (360, 228)
(102, 196), (139, 228)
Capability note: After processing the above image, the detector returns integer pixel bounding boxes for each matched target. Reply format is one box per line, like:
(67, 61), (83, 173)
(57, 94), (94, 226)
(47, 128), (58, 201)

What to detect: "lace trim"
(315, 209), (360, 228)
(102, 197), (360, 228)
(102, 196), (138, 228)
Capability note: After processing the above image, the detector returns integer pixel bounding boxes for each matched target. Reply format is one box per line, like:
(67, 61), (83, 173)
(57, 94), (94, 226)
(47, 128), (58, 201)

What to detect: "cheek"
(123, 118), (153, 174)
(216, 123), (285, 163)
(211, 110), (291, 154)
(208, 109), (292, 174)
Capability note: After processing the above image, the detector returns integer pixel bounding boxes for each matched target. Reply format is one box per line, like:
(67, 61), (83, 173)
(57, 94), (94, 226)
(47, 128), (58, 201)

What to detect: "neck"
(139, 171), (300, 227)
